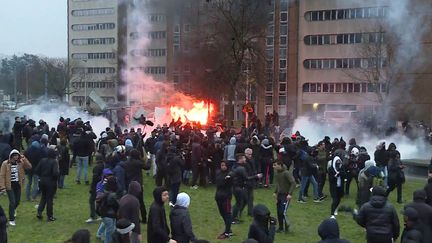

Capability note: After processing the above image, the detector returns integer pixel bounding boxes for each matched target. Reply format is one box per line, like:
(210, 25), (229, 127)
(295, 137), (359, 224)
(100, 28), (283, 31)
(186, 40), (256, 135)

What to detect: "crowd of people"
(0, 114), (431, 243)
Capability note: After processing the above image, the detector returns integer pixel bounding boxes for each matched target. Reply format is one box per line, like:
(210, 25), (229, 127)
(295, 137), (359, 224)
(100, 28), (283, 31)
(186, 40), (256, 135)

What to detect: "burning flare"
(170, 101), (214, 125)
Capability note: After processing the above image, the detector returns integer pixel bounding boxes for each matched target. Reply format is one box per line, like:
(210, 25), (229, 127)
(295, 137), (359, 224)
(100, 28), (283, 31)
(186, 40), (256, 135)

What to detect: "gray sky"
(0, 0), (67, 58)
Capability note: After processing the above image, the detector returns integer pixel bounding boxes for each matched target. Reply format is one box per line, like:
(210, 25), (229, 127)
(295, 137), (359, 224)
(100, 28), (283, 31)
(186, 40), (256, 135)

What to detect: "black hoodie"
(147, 187), (170, 243)
(247, 204), (275, 243)
(318, 218), (350, 243)
(118, 181), (141, 234)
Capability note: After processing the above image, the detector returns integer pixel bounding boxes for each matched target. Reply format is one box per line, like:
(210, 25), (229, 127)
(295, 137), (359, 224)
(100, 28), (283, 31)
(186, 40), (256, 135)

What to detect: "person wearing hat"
(0, 149), (32, 226)
(354, 186), (400, 243)
(247, 204), (276, 243)
(170, 192), (197, 243)
(112, 218), (135, 243)
(147, 186), (177, 243)
(317, 218), (350, 243)
(401, 208), (423, 243)
(404, 189), (432, 241)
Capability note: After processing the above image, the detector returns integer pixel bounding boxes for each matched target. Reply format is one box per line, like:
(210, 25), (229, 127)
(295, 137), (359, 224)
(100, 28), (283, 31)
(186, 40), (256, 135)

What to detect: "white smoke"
(292, 116), (431, 160)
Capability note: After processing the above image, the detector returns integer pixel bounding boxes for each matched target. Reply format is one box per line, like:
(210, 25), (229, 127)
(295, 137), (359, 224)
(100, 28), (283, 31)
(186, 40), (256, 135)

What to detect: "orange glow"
(170, 101), (214, 125)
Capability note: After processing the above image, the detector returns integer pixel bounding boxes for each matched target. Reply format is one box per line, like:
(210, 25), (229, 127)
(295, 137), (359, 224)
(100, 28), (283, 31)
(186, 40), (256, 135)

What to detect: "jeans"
(58, 175), (65, 188)
(97, 217), (116, 243)
(76, 156), (89, 182)
(379, 166), (388, 188)
(26, 174), (39, 200)
(298, 175), (319, 200)
(6, 182), (21, 221)
(276, 193), (290, 230)
(150, 154), (156, 176)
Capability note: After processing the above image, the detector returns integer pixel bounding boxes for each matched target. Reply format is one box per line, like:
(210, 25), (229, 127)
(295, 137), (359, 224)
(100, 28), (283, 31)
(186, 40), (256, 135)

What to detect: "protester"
(64, 229), (91, 243)
(23, 140), (44, 201)
(86, 153), (104, 224)
(148, 186), (177, 243)
(166, 147), (184, 206)
(273, 160), (295, 233)
(0, 149), (32, 226)
(357, 160), (384, 208)
(328, 155), (344, 217)
(112, 218), (135, 243)
(215, 161), (233, 239)
(374, 141), (389, 188)
(317, 218), (350, 243)
(244, 148), (257, 216)
(0, 205), (7, 243)
(354, 186), (400, 243)
(96, 176), (119, 243)
(57, 139), (70, 189)
(401, 208), (423, 243)
(118, 181), (142, 243)
(35, 148), (59, 221)
(73, 129), (93, 185)
(386, 143), (404, 203)
(404, 190), (432, 241)
(170, 192), (197, 243)
(247, 204), (276, 243)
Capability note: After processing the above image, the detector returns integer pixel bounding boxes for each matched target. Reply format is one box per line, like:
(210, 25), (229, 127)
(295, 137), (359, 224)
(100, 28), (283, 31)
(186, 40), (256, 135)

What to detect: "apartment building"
(68, 0), (119, 110)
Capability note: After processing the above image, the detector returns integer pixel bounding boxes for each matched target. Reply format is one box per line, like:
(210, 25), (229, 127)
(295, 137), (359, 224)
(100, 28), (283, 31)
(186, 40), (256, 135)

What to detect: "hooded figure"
(147, 187), (171, 243)
(404, 190), (432, 242)
(118, 181), (142, 238)
(247, 204), (276, 243)
(170, 192), (196, 243)
(224, 137), (237, 166)
(354, 186), (400, 243)
(401, 208), (423, 243)
(66, 229), (91, 243)
(317, 218), (350, 243)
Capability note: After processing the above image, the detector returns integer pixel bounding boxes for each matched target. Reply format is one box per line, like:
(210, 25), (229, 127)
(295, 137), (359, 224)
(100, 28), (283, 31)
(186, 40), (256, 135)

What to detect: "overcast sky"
(0, 0), (67, 58)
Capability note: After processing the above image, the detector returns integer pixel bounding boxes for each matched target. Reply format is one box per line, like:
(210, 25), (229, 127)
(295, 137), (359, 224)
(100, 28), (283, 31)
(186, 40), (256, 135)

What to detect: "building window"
(280, 36), (287, 46)
(72, 52), (115, 60)
(174, 24), (180, 33)
(148, 31), (166, 39)
(72, 38), (115, 45)
(266, 37), (274, 46)
(148, 14), (165, 22)
(279, 59), (287, 69)
(280, 12), (288, 22)
(279, 72), (286, 82)
(279, 83), (286, 92)
(71, 8), (114, 17)
(72, 23), (115, 31)
(304, 6), (387, 22)
(304, 58), (382, 69)
(131, 49), (166, 57)
(265, 96), (273, 105)
(280, 24), (288, 36)
(302, 82), (387, 93)
(279, 96), (287, 105)
(266, 82), (273, 92)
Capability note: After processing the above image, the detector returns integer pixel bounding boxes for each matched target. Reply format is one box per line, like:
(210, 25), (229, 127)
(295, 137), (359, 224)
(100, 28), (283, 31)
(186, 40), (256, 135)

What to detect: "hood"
(153, 186), (167, 205)
(250, 136), (260, 145)
(318, 218), (340, 240)
(253, 204), (270, 222)
(128, 181), (141, 198)
(349, 138), (356, 146)
(102, 168), (113, 177)
(376, 141), (385, 150)
(229, 137), (236, 145)
(30, 141), (41, 148)
(125, 139), (133, 148)
(107, 139), (119, 148)
(370, 195), (387, 208)
(175, 192), (190, 208)
(364, 160), (375, 170)
(9, 149), (20, 160)
(262, 138), (269, 146)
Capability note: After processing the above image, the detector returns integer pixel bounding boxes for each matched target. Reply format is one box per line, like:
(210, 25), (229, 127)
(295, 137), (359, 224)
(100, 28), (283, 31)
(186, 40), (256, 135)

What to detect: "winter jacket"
(118, 181), (141, 234)
(215, 170), (232, 201)
(0, 150), (32, 190)
(24, 141), (44, 175)
(57, 144), (70, 176)
(247, 204), (275, 243)
(318, 218), (350, 243)
(170, 206), (196, 243)
(355, 195), (400, 240)
(401, 224), (423, 243)
(0, 205), (6, 243)
(113, 161), (127, 195)
(0, 141), (11, 163)
(90, 161), (104, 195)
(97, 191), (119, 219)
(404, 200), (432, 242)
(73, 135), (93, 157)
(224, 137), (237, 162)
(124, 157), (147, 186)
(147, 187), (171, 243)
(231, 164), (257, 188)
(166, 152), (184, 185)
(274, 164), (295, 195)
(34, 153), (59, 184)
(374, 148), (388, 167)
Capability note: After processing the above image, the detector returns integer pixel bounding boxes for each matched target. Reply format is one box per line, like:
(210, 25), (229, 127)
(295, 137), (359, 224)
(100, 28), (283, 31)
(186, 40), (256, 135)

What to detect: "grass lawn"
(0, 165), (427, 243)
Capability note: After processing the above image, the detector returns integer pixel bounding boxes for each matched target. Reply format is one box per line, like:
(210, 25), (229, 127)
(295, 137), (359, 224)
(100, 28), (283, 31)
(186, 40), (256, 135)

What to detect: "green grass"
(0, 166), (427, 243)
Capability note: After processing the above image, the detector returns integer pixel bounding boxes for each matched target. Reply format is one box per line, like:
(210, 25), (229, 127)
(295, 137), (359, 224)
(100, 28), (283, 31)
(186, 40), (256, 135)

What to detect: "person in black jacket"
(118, 181), (141, 243)
(0, 205), (7, 243)
(386, 144), (404, 203)
(73, 129), (93, 184)
(231, 154), (262, 224)
(215, 161), (233, 240)
(425, 165), (432, 207)
(147, 186), (177, 243)
(166, 147), (184, 206)
(317, 218), (350, 243)
(124, 149), (149, 223)
(85, 153), (104, 224)
(57, 139), (70, 189)
(401, 208), (423, 243)
(35, 148), (59, 221)
(374, 141), (389, 188)
(247, 204), (276, 243)
(404, 190), (432, 242)
(96, 176), (119, 243)
(354, 186), (400, 243)
(170, 192), (197, 243)
(24, 140), (43, 201)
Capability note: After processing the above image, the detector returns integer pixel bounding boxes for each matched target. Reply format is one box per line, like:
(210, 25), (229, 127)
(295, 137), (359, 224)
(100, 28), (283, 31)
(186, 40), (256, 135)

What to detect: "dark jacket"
(57, 144), (70, 176)
(97, 191), (119, 219)
(147, 187), (170, 243)
(404, 200), (432, 242)
(424, 179), (432, 207)
(90, 159), (104, 195)
(73, 135), (93, 157)
(231, 164), (257, 188)
(355, 195), (400, 240)
(374, 148), (388, 167)
(0, 205), (6, 243)
(247, 204), (275, 243)
(34, 149), (59, 184)
(0, 141), (11, 163)
(113, 161), (127, 194)
(318, 218), (350, 243)
(401, 224), (423, 243)
(170, 206), (196, 243)
(118, 181), (141, 234)
(166, 152), (184, 185)
(124, 157), (146, 186)
(215, 170), (232, 201)
(23, 141), (44, 174)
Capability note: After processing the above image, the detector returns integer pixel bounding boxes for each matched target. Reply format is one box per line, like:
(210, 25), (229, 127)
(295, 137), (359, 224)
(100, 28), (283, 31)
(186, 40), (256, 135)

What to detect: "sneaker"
(330, 215), (336, 219)
(190, 185), (199, 190)
(36, 213), (43, 220)
(319, 195), (327, 201)
(217, 233), (230, 239)
(85, 217), (100, 223)
(9, 220), (16, 226)
(34, 204), (39, 209)
(313, 198), (323, 203)
(231, 219), (240, 224)
(297, 199), (306, 203)
(47, 217), (56, 222)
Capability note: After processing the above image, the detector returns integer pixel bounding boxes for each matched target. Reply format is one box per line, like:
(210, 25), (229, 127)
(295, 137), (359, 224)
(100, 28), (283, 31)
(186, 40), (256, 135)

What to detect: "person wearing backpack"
(96, 176), (119, 243)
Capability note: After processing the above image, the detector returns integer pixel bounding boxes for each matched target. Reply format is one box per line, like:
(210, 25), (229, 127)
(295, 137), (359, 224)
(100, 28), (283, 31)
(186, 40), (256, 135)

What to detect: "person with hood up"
(224, 137), (237, 169)
(24, 140), (44, 201)
(65, 229), (91, 243)
(354, 186), (400, 243)
(401, 208), (423, 243)
(147, 186), (177, 243)
(356, 160), (384, 208)
(404, 190), (432, 242)
(328, 155), (344, 216)
(249, 136), (261, 173)
(166, 147), (184, 206)
(247, 204), (276, 243)
(260, 138), (274, 188)
(35, 148), (60, 221)
(118, 181), (142, 243)
(170, 192), (197, 243)
(57, 139), (70, 189)
(297, 151), (321, 203)
(215, 161), (233, 240)
(273, 161), (295, 233)
(317, 218), (350, 243)
(0, 149), (31, 226)
(73, 129), (93, 185)
(112, 145), (128, 197)
(386, 143), (404, 203)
